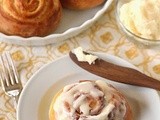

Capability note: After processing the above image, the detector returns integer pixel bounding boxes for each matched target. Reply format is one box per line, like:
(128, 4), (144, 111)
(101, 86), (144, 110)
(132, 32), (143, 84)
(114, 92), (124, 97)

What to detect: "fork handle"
(13, 96), (18, 109)
(13, 93), (21, 109)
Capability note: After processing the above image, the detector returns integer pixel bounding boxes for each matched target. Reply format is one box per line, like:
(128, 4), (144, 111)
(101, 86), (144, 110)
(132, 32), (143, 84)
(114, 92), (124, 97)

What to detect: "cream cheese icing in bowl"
(116, 0), (160, 48)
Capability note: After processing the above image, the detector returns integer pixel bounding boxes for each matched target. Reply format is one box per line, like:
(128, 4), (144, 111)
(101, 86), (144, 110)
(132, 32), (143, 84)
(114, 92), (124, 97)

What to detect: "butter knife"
(69, 52), (160, 91)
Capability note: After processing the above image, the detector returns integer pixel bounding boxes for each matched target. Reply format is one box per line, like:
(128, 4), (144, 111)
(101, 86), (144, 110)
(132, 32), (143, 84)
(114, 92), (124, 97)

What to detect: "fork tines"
(0, 52), (22, 91)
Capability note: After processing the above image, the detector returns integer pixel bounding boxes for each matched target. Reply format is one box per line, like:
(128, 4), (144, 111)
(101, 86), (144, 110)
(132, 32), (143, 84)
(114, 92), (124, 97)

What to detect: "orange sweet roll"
(49, 80), (132, 120)
(60, 0), (105, 10)
(0, 0), (62, 37)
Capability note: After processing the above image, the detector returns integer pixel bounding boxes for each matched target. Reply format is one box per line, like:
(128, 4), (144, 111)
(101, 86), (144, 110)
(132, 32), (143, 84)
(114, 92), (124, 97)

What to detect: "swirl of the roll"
(52, 80), (132, 120)
(0, 0), (62, 37)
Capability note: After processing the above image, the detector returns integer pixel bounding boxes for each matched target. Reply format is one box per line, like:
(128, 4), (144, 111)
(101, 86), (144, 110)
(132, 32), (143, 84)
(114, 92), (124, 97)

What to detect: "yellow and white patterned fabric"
(0, 2), (160, 120)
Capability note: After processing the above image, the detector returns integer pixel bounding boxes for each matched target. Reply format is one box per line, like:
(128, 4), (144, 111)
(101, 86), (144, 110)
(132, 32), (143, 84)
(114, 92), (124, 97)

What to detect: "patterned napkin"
(0, 2), (160, 120)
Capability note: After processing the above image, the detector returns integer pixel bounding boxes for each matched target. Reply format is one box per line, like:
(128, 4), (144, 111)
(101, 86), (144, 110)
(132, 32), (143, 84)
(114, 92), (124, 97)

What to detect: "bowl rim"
(115, 0), (160, 43)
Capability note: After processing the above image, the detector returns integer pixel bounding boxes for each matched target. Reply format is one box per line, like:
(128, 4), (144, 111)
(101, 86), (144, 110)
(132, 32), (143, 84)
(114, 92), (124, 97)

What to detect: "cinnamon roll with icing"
(0, 0), (62, 37)
(49, 80), (132, 120)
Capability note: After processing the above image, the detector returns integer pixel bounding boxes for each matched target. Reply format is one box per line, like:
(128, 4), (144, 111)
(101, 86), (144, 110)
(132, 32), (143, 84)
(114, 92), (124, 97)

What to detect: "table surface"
(0, 2), (160, 120)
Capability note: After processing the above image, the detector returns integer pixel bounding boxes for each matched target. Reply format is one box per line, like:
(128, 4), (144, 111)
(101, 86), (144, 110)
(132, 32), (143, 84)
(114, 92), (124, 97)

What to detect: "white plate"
(0, 0), (113, 46)
(17, 53), (160, 120)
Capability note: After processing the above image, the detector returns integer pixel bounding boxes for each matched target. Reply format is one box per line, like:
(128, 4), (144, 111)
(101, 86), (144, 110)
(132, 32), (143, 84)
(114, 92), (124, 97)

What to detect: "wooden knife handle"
(70, 52), (160, 91)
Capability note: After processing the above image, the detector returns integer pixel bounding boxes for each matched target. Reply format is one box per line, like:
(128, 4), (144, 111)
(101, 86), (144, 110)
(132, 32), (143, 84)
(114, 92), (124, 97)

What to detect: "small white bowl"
(116, 0), (160, 48)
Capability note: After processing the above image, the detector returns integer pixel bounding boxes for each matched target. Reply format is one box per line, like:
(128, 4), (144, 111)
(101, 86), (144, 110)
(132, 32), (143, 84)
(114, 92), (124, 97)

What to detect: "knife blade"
(69, 51), (160, 91)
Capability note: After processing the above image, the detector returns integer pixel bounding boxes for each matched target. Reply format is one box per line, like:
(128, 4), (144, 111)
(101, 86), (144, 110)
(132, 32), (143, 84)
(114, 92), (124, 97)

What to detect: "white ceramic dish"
(17, 53), (160, 120)
(0, 0), (113, 46)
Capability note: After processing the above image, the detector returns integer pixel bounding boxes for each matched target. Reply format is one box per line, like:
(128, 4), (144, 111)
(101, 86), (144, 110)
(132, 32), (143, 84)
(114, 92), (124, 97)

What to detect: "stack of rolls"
(49, 80), (132, 120)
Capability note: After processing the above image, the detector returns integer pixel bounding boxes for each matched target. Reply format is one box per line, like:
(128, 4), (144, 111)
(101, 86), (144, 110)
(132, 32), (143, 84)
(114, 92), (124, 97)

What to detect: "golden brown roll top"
(49, 80), (132, 120)
(60, 0), (105, 10)
(0, 0), (62, 37)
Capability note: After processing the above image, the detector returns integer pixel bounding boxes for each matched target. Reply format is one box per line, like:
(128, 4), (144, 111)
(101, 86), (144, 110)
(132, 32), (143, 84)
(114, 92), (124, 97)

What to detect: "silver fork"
(0, 52), (22, 109)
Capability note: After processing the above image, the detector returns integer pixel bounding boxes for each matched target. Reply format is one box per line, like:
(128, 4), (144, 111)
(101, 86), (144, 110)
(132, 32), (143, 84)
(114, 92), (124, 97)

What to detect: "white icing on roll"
(53, 80), (127, 120)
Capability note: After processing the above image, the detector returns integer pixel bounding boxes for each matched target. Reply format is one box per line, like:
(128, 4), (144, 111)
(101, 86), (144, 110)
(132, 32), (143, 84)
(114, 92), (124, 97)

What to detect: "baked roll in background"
(49, 80), (132, 120)
(60, 0), (105, 10)
(0, 0), (62, 37)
